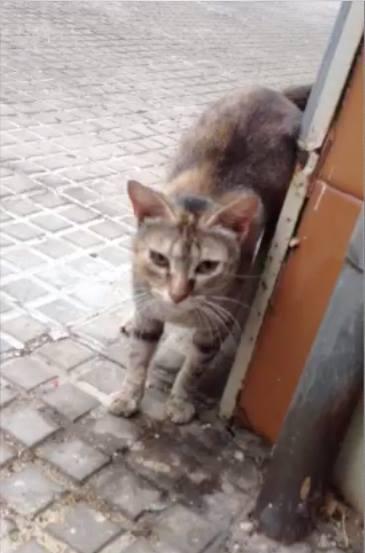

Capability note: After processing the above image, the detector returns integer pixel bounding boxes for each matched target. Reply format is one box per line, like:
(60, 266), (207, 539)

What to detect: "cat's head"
(127, 180), (263, 313)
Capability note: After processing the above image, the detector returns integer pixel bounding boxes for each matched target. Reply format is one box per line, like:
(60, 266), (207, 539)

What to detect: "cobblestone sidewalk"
(1, 2), (356, 553)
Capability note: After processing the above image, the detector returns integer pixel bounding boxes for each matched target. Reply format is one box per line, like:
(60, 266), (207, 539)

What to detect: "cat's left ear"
(204, 193), (263, 240)
(127, 180), (176, 222)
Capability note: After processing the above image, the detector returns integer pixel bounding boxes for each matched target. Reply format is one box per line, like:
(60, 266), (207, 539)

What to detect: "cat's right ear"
(127, 180), (176, 222)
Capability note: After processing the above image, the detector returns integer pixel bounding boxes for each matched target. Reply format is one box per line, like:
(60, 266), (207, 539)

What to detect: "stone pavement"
(2, 2), (359, 553)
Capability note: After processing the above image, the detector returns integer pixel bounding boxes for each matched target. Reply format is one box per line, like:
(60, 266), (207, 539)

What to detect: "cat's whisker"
(202, 301), (242, 344)
(199, 305), (226, 348)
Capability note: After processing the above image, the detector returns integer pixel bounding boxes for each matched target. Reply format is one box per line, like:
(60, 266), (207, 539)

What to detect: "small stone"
(234, 451), (245, 462)
(38, 438), (109, 482)
(0, 442), (17, 466)
(43, 383), (98, 421)
(47, 503), (122, 553)
(93, 465), (165, 521)
(317, 534), (334, 550)
(0, 406), (57, 447)
(1, 356), (58, 391)
(0, 466), (63, 516)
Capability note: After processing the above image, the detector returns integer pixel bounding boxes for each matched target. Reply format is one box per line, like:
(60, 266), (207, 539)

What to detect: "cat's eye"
(150, 250), (169, 269)
(196, 260), (220, 275)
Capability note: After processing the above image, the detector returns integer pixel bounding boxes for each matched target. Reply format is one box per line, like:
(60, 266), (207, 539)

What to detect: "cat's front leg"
(109, 316), (163, 417)
(166, 331), (219, 424)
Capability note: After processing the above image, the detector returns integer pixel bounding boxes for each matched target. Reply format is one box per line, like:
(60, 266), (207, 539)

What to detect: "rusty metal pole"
(254, 209), (364, 544)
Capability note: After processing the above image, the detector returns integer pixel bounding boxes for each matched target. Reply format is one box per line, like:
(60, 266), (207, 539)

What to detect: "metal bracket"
(220, 152), (319, 419)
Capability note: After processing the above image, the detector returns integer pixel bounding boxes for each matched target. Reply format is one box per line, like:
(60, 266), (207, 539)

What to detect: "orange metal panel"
(237, 182), (362, 442)
(318, 50), (364, 200)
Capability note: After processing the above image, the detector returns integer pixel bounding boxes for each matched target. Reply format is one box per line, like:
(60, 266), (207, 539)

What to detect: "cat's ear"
(204, 193), (263, 239)
(127, 180), (176, 222)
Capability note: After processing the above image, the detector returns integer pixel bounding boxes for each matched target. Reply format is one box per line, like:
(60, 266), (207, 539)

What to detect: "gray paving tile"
(93, 465), (165, 521)
(43, 383), (98, 420)
(37, 339), (94, 371)
(0, 442), (17, 467)
(0, 383), (17, 407)
(0, 466), (63, 516)
(153, 505), (221, 553)
(0, 517), (16, 539)
(2, 316), (48, 344)
(0, 406), (58, 447)
(2, 278), (48, 303)
(74, 312), (125, 345)
(84, 413), (140, 454)
(79, 357), (125, 394)
(1, 356), (57, 391)
(47, 503), (121, 553)
(15, 542), (49, 553)
(38, 438), (109, 482)
(39, 299), (87, 325)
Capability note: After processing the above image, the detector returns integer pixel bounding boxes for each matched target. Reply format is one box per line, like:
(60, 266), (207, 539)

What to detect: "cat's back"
(168, 86), (303, 220)
(169, 86), (301, 177)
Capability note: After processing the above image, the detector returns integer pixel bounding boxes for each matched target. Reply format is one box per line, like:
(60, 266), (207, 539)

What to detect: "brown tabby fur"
(109, 84), (311, 424)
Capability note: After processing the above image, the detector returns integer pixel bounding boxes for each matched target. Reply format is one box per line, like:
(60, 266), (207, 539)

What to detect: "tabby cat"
(109, 85), (310, 423)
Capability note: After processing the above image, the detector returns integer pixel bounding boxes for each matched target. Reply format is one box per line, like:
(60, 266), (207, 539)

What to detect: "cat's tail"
(283, 84), (312, 111)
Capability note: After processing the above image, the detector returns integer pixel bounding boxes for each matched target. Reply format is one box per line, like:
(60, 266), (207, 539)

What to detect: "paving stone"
(90, 221), (126, 240)
(102, 339), (129, 367)
(15, 542), (49, 553)
(36, 238), (76, 258)
(122, 539), (176, 553)
(1, 356), (58, 391)
(0, 466), (63, 516)
(38, 438), (109, 482)
(153, 505), (221, 553)
(43, 383), (98, 420)
(3, 248), (46, 270)
(80, 357), (125, 394)
(93, 465), (165, 521)
(84, 413), (140, 453)
(39, 299), (87, 325)
(47, 503), (122, 553)
(2, 315), (48, 343)
(0, 442), (17, 467)
(1, 335), (18, 356)
(63, 228), (104, 248)
(32, 213), (71, 232)
(61, 205), (99, 223)
(3, 222), (44, 242)
(0, 406), (58, 447)
(97, 246), (130, 267)
(140, 389), (167, 422)
(74, 312), (124, 345)
(2, 278), (48, 303)
(0, 382), (17, 407)
(2, 197), (40, 216)
(37, 338), (94, 371)
(0, 517), (16, 539)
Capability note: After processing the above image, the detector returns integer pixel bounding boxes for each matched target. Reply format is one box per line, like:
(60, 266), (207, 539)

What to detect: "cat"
(109, 84), (311, 424)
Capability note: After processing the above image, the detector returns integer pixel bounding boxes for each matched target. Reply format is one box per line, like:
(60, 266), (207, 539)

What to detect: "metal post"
(254, 209), (364, 544)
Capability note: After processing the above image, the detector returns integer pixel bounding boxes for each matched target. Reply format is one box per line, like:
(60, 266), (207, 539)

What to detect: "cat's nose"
(170, 288), (190, 304)
(169, 278), (193, 304)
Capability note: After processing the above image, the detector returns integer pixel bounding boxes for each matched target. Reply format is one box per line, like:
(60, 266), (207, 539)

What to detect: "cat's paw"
(165, 396), (196, 424)
(108, 391), (140, 417)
